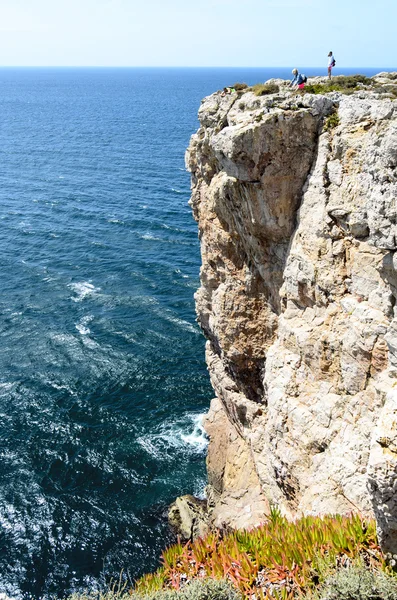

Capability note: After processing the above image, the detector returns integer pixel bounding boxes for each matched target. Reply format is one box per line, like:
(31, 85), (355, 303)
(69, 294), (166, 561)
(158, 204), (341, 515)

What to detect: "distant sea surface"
(0, 66), (388, 599)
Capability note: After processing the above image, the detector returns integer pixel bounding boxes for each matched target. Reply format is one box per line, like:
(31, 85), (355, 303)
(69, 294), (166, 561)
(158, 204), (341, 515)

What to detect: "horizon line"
(0, 65), (393, 70)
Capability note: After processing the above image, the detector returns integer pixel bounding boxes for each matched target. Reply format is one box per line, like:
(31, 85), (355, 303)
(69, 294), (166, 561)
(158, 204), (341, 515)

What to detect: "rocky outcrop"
(187, 76), (397, 551)
(168, 495), (209, 541)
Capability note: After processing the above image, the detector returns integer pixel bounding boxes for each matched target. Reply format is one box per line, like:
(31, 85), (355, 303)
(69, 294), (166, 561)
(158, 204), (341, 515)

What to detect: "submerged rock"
(187, 75), (397, 552)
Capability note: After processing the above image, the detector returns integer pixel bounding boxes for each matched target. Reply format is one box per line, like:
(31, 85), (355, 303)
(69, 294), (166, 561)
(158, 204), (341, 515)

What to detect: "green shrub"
(134, 579), (241, 600)
(252, 82), (279, 96)
(67, 592), (128, 600)
(378, 84), (397, 98)
(305, 74), (375, 95)
(67, 579), (240, 600)
(232, 83), (248, 91)
(317, 565), (397, 600)
(175, 578), (241, 600)
(304, 83), (330, 94)
(324, 112), (340, 131)
(334, 74), (374, 88)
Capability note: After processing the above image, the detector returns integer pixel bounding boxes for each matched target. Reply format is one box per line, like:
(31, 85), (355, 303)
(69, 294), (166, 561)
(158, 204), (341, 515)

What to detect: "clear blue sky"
(0, 0), (395, 68)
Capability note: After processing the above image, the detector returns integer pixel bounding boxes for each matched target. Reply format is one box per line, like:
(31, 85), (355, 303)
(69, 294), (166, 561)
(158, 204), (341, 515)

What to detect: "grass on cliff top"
(133, 511), (385, 599)
(251, 82), (280, 96)
(224, 74), (397, 100)
(304, 74), (376, 95)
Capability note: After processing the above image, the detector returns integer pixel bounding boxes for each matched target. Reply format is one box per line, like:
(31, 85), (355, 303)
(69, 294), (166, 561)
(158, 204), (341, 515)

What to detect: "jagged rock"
(168, 495), (209, 541)
(204, 396), (269, 530)
(187, 75), (397, 552)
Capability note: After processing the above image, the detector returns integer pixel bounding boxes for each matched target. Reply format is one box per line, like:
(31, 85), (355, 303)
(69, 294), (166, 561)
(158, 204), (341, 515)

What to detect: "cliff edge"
(186, 74), (397, 552)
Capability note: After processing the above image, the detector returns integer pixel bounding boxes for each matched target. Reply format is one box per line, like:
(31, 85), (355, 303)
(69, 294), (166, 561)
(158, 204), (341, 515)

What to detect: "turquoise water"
(0, 66), (388, 599)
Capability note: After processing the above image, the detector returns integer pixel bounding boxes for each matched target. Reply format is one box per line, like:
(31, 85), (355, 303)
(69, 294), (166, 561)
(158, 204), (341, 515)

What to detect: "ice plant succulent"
(134, 513), (383, 598)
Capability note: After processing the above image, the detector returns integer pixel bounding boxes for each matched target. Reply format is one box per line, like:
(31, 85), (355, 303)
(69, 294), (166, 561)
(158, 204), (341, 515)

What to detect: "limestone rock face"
(187, 79), (397, 551)
(168, 495), (209, 541)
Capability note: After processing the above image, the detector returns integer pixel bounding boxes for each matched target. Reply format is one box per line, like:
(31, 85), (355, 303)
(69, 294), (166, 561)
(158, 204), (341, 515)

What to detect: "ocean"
(0, 66), (388, 599)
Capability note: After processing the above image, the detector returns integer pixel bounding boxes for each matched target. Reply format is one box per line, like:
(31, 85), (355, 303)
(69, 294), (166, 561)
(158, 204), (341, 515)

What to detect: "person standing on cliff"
(328, 51), (336, 80)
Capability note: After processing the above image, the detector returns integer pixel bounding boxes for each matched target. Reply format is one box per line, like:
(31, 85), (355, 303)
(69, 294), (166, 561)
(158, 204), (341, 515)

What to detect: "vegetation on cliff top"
(132, 511), (388, 599)
(315, 564), (397, 600)
(303, 74), (375, 94)
(252, 83), (280, 96)
(225, 74), (397, 99)
(323, 111), (340, 131)
(68, 512), (397, 599)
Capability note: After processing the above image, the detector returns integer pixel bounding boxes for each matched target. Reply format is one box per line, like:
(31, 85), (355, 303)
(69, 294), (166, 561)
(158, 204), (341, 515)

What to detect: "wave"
(137, 413), (208, 461)
(107, 219), (125, 225)
(192, 477), (207, 500)
(75, 315), (94, 336)
(174, 268), (189, 279)
(47, 381), (77, 396)
(181, 413), (209, 451)
(140, 233), (161, 241)
(158, 310), (200, 335)
(137, 231), (196, 247)
(68, 282), (101, 302)
(81, 336), (100, 349)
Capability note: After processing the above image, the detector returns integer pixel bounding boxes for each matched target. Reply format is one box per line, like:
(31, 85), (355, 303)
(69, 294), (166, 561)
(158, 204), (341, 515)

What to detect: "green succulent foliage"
(317, 565), (397, 600)
(136, 513), (381, 598)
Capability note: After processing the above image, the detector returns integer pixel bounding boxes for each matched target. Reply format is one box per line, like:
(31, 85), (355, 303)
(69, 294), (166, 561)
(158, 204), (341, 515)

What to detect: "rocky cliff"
(186, 75), (397, 552)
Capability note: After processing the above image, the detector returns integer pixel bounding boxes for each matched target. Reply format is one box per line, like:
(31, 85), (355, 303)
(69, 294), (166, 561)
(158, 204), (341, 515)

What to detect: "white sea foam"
(82, 336), (100, 349)
(49, 382), (76, 396)
(181, 414), (208, 451)
(76, 323), (89, 335)
(68, 281), (100, 302)
(140, 233), (160, 241)
(108, 219), (125, 225)
(137, 413), (208, 460)
(159, 311), (199, 335)
(138, 232), (193, 246)
(0, 382), (15, 394)
(75, 315), (94, 336)
(193, 478), (208, 500)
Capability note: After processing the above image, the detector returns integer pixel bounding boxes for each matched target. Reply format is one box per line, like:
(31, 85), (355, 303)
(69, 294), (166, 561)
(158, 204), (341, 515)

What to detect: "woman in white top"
(328, 51), (336, 80)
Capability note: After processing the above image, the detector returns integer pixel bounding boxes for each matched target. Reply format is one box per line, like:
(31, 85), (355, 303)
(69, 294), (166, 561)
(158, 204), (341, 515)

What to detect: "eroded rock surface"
(168, 495), (209, 541)
(187, 76), (397, 551)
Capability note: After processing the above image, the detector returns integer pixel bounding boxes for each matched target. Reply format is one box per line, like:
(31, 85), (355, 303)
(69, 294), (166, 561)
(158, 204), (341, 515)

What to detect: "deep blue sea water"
(0, 66), (389, 599)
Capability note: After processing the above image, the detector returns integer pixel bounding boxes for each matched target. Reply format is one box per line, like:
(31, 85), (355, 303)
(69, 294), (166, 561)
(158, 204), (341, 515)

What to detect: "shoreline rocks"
(168, 495), (209, 541)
